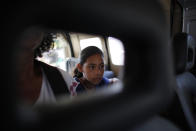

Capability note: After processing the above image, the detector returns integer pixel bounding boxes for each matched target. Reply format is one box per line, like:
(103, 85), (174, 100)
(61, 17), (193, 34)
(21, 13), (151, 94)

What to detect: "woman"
(73, 46), (110, 94)
(16, 27), (76, 105)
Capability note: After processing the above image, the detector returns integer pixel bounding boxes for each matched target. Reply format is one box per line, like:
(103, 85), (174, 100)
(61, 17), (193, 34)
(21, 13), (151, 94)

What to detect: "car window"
(80, 37), (103, 51)
(108, 37), (125, 66)
(36, 33), (71, 71)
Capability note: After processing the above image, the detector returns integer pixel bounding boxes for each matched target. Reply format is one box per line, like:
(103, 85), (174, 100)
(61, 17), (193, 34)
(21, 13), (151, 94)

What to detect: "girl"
(73, 46), (110, 94)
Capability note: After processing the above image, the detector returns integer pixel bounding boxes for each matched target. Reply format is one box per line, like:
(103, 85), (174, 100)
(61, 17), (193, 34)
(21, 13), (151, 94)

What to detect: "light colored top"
(34, 68), (78, 105)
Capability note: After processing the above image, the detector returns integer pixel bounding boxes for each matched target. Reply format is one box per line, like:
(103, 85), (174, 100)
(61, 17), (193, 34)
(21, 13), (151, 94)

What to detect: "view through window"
(108, 37), (124, 65)
(37, 33), (71, 71)
(80, 37), (103, 51)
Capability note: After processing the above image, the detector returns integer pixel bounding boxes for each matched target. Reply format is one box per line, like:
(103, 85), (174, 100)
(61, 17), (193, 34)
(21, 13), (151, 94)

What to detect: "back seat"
(172, 32), (196, 131)
(66, 57), (79, 76)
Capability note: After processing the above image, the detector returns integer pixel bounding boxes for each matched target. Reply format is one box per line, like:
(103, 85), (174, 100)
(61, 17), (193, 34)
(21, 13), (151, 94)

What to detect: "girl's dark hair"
(74, 46), (104, 78)
(34, 33), (56, 58)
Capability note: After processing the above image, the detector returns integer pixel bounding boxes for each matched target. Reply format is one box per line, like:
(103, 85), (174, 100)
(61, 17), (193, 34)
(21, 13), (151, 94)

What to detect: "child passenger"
(73, 46), (110, 94)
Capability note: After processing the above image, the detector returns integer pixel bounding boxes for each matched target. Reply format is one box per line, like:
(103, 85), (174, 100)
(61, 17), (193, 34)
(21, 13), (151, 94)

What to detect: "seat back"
(173, 32), (196, 131)
(173, 33), (195, 74)
(66, 57), (79, 76)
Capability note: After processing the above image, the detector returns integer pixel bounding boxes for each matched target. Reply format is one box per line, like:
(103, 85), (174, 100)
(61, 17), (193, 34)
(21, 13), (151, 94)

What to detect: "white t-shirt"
(34, 68), (78, 105)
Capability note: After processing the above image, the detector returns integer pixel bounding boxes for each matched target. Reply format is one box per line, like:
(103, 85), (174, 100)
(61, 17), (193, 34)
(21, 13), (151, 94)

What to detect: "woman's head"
(34, 32), (56, 58)
(75, 46), (105, 85)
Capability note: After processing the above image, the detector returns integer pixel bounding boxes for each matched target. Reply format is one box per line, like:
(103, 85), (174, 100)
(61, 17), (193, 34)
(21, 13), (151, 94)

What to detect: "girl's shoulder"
(74, 77), (85, 92)
(98, 77), (110, 86)
(102, 77), (110, 84)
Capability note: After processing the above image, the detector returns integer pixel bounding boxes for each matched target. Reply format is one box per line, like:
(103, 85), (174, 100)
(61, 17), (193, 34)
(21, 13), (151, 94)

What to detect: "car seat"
(173, 32), (196, 131)
(66, 57), (79, 76)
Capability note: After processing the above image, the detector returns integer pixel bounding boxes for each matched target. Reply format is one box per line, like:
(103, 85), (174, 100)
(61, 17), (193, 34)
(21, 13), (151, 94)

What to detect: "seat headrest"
(66, 57), (79, 76)
(173, 32), (196, 74)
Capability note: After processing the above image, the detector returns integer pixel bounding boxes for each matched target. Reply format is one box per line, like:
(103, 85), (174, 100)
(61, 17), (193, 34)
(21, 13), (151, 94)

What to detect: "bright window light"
(80, 37), (103, 51)
(108, 37), (124, 65)
(37, 33), (70, 71)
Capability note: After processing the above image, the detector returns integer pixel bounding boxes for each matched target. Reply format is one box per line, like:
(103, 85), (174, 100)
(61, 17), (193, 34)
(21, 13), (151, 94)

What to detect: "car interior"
(3, 0), (196, 130)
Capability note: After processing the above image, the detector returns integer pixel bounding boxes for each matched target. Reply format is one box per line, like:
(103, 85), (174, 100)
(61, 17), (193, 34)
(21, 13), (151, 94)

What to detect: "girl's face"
(79, 53), (104, 85)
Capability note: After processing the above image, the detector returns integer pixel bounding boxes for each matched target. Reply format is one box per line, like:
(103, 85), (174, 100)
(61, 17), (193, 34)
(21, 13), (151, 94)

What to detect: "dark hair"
(34, 33), (56, 58)
(74, 46), (104, 78)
